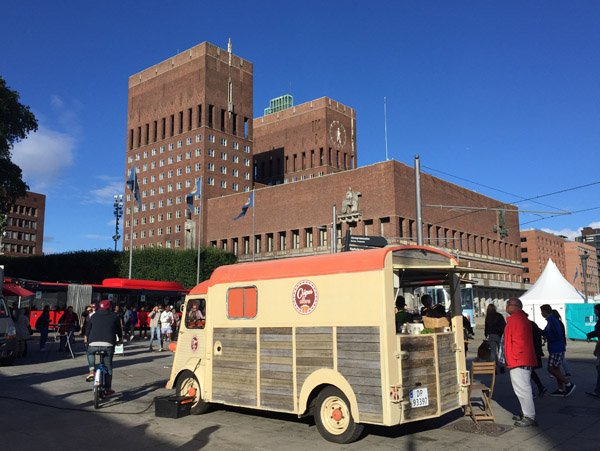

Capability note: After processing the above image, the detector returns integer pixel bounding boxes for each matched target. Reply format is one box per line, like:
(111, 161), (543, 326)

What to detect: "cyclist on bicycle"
(84, 300), (123, 396)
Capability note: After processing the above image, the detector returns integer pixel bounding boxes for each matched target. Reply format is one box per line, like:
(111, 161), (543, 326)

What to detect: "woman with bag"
(485, 303), (506, 373)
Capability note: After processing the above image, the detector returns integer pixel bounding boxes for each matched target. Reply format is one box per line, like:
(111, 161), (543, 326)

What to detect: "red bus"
(3, 278), (188, 329)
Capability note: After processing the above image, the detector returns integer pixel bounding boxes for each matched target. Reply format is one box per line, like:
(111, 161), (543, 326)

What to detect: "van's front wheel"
(314, 386), (364, 443)
(176, 370), (210, 415)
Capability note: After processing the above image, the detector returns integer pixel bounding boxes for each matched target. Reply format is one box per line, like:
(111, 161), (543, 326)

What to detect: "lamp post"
(113, 194), (124, 251)
(580, 251), (589, 303)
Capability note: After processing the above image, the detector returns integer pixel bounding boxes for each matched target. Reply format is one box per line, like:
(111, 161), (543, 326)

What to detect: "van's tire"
(176, 370), (210, 415)
(314, 386), (364, 443)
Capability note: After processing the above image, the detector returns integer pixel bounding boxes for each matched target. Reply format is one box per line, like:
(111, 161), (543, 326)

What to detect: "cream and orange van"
(167, 245), (472, 443)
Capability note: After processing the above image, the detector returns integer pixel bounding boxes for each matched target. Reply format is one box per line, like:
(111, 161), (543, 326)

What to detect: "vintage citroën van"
(166, 245), (472, 443)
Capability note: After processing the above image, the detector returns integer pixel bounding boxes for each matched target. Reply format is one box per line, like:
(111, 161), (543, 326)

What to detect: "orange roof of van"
(190, 245), (455, 295)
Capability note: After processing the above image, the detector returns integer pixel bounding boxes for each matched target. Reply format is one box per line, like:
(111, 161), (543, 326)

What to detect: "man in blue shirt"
(540, 304), (575, 397)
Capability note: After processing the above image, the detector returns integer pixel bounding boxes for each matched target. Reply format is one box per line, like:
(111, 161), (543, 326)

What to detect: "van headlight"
(7, 325), (16, 339)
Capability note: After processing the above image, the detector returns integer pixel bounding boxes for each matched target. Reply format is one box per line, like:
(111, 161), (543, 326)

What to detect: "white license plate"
(409, 388), (429, 408)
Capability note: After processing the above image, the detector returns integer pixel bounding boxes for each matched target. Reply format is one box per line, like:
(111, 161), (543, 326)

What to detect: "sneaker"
(564, 383), (576, 397)
(86, 372), (94, 382)
(159, 348), (164, 352)
(539, 387), (548, 397)
(585, 391), (600, 398)
(512, 414), (523, 421)
(514, 416), (537, 427)
(149, 346), (153, 352)
(104, 389), (115, 397)
(550, 389), (565, 397)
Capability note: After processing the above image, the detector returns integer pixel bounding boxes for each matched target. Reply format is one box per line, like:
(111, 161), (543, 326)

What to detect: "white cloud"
(541, 221), (600, 241)
(11, 126), (75, 191)
(86, 177), (125, 205)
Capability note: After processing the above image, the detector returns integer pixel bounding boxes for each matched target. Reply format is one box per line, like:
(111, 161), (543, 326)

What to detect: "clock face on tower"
(329, 120), (347, 149)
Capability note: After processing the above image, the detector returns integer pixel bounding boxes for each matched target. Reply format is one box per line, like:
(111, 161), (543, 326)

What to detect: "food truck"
(167, 245), (472, 443)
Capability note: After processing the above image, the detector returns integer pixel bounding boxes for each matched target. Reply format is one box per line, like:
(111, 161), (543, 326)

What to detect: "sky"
(2, 0), (599, 253)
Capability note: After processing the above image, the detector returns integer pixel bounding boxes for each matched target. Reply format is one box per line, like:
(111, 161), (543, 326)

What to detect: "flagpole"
(252, 188), (255, 262)
(128, 193), (134, 279)
(196, 195), (202, 285)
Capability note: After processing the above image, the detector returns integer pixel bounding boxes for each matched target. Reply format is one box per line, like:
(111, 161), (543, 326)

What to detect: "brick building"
(577, 226), (600, 284)
(519, 229), (567, 284)
(253, 96), (356, 186)
(1, 191), (45, 256)
(122, 41), (527, 310)
(564, 241), (599, 299)
(124, 41), (253, 250)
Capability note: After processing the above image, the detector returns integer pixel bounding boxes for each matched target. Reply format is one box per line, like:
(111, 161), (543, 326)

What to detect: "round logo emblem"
(292, 280), (318, 315)
(190, 336), (199, 353)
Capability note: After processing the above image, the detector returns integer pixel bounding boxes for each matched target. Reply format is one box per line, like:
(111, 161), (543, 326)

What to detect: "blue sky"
(2, 1), (599, 253)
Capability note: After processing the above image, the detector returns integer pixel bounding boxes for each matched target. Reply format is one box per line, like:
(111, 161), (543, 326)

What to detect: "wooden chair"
(464, 361), (496, 423)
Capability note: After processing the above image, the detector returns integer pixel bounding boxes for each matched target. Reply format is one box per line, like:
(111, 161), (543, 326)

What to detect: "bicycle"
(92, 350), (107, 409)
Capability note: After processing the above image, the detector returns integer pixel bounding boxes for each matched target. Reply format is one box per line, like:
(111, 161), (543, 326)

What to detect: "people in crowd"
(171, 305), (179, 339)
(114, 304), (124, 330)
(504, 298), (537, 427)
(160, 305), (174, 343)
(484, 303), (506, 373)
(395, 296), (412, 332)
(149, 305), (163, 352)
(123, 306), (134, 342)
(14, 308), (31, 357)
(420, 294), (444, 318)
(36, 305), (51, 351)
(80, 304), (96, 336)
(524, 311), (547, 398)
(138, 306), (149, 339)
(84, 300), (123, 396)
(586, 304), (600, 398)
(58, 306), (78, 352)
(540, 304), (575, 397)
(551, 309), (571, 377)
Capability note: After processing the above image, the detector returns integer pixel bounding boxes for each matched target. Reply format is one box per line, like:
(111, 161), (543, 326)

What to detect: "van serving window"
(227, 286), (257, 319)
(186, 298), (206, 329)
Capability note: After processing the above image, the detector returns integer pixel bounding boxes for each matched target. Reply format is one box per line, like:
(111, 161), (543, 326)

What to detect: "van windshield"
(0, 298), (10, 318)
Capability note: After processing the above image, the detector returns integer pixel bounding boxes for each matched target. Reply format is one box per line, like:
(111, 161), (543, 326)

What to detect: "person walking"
(586, 304), (600, 398)
(484, 303), (506, 373)
(36, 305), (51, 351)
(540, 304), (575, 397)
(84, 300), (123, 396)
(138, 306), (149, 339)
(551, 309), (571, 376)
(14, 308), (31, 357)
(148, 305), (163, 352)
(504, 298), (538, 427)
(524, 312), (547, 398)
(160, 305), (174, 344)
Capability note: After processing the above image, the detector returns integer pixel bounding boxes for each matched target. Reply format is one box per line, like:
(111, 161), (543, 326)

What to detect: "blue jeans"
(87, 345), (115, 389)
(149, 327), (162, 348)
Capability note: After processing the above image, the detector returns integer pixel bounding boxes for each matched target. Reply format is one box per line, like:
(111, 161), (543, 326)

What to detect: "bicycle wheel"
(93, 385), (100, 409)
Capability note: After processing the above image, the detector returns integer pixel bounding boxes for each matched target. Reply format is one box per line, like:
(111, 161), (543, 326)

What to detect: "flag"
(233, 191), (254, 220)
(573, 267), (578, 283)
(126, 164), (141, 207)
(187, 178), (202, 213)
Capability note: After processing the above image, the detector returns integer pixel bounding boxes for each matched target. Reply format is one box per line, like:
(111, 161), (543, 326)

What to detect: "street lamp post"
(580, 252), (589, 303)
(113, 194), (124, 251)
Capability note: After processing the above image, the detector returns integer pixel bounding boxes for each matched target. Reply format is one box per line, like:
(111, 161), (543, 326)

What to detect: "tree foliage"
(0, 76), (38, 218)
(0, 247), (237, 289)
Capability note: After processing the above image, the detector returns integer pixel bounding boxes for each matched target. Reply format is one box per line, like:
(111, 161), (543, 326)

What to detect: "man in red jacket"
(504, 298), (538, 427)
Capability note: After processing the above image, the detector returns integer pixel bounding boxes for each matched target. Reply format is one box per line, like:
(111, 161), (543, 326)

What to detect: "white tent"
(520, 258), (584, 331)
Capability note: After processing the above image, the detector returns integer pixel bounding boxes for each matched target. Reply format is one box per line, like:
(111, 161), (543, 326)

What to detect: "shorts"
(161, 326), (172, 335)
(548, 353), (564, 368)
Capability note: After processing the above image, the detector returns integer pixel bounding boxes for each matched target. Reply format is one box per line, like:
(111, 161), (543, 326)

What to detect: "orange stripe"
(189, 245), (456, 295)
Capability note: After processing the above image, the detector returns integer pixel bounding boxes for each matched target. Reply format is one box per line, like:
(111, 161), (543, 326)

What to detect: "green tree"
(0, 76), (38, 219)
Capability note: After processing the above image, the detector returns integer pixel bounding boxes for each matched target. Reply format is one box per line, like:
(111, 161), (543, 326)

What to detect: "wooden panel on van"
(436, 333), (459, 412)
(212, 327), (257, 407)
(337, 326), (383, 423)
(399, 335), (438, 421)
(296, 327), (334, 396)
(260, 327), (294, 411)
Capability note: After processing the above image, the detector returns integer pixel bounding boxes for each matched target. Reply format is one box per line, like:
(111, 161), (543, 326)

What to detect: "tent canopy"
(2, 283), (35, 298)
(520, 259), (584, 304)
